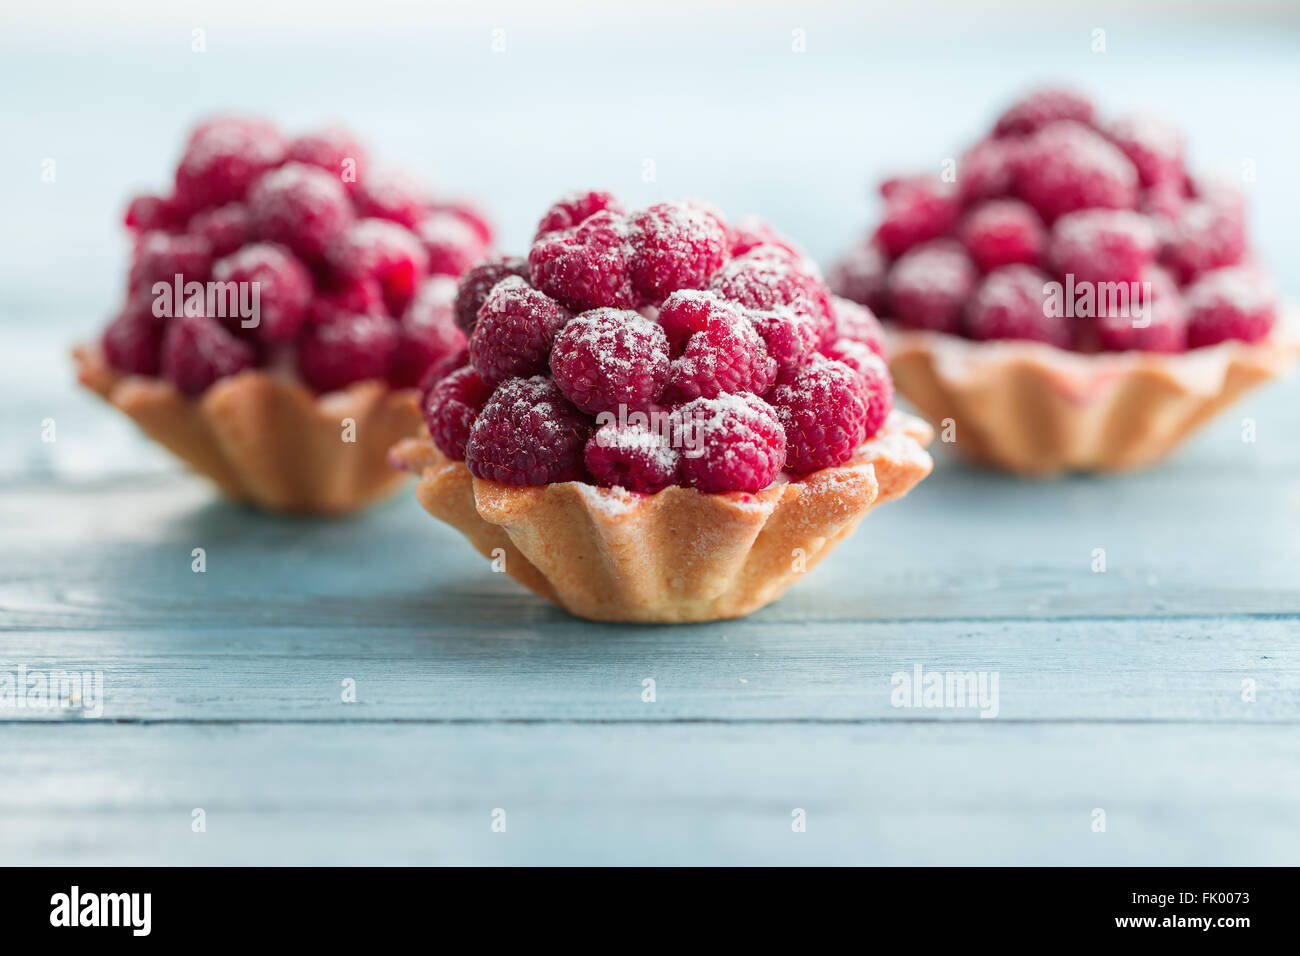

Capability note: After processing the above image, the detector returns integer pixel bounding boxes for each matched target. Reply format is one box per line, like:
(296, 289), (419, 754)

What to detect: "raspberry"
(124, 193), (187, 233)
(656, 289), (731, 353)
(873, 177), (960, 258)
(750, 307), (819, 378)
(550, 308), (670, 415)
(248, 162), (354, 262)
(1142, 180), (1187, 222)
(886, 240), (977, 333)
(674, 394), (786, 493)
(160, 312), (255, 396)
(424, 365), (493, 460)
(465, 376), (591, 486)
(830, 296), (886, 358)
(188, 203), (251, 258)
(469, 276), (571, 385)
(418, 347), (469, 408)
(827, 240), (889, 315)
(430, 200), (494, 245)
(1095, 267), (1188, 353)
(416, 212), (488, 276)
(534, 189), (623, 239)
(958, 138), (1018, 204)
(353, 169), (430, 229)
(1014, 121), (1138, 223)
(727, 216), (804, 258)
(627, 201), (730, 301)
(822, 343), (894, 439)
(584, 422), (680, 493)
(285, 127), (368, 191)
(660, 294), (776, 402)
(709, 249), (835, 348)
(768, 358), (870, 475)
(1048, 209), (1159, 285)
(297, 311), (399, 392)
(964, 265), (1070, 347)
(956, 198), (1045, 272)
(174, 116), (286, 212)
(1106, 114), (1184, 187)
(1161, 198), (1246, 284)
(326, 218), (429, 316)
(528, 210), (637, 312)
(391, 276), (467, 388)
(994, 87), (1094, 137)
(128, 231), (213, 291)
(310, 276), (387, 324)
(101, 298), (164, 375)
(211, 242), (313, 344)
(1184, 266), (1276, 347)
(453, 256), (531, 336)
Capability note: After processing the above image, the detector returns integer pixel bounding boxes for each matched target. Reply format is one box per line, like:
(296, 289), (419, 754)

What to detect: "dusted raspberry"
(465, 376), (592, 486)
(994, 87), (1094, 137)
(656, 289), (735, 353)
(470, 276), (571, 385)
(188, 203), (251, 258)
(128, 231), (213, 291)
(391, 277), (467, 388)
(160, 312), (255, 396)
(887, 240), (977, 333)
(584, 422), (680, 493)
(1184, 266), (1277, 347)
(550, 308), (670, 415)
(664, 303), (776, 403)
(286, 127), (368, 191)
(101, 298), (164, 376)
(823, 344), (893, 440)
(1014, 121), (1138, 222)
(174, 116), (286, 212)
(424, 364), (493, 460)
(1048, 209), (1159, 285)
(627, 201), (730, 300)
(353, 169), (431, 229)
(418, 347), (469, 407)
(964, 265), (1070, 347)
(534, 189), (623, 239)
(248, 162), (354, 262)
(674, 393), (786, 493)
(957, 199), (1046, 272)
(327, 218), (429, 316)
(750, 308), (819, 378)
(1096, 267), (1188, 353)
(528, 210), (637, 312)
(430, 200), (494, 245)
(830, 296), (887, 358)
(958, 138), (1018, 205)
(768, 358), (870, 475)
(310, 276), (387, 324)
(1106, 114), (1184, 188)
(727, 216), (804, 259)
(297, 311), (400, 392)
(827, 240), (889, 315)
(1142, 180), (1187, 222)
(709, 249), (835, 348)
(873, 177), (961, 258)
(453, 256), (531, 336)
(211, 242), (314, 344)
(124, 193), (187, 233)
(1161, 198), (1247, 284)
(417, 212), (488, 276)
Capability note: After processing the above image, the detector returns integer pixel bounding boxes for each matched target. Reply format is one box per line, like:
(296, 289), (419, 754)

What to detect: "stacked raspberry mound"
(830, 87), (1279, 353)
(101, 116), (491, 396)
(424, 191), (895, 493)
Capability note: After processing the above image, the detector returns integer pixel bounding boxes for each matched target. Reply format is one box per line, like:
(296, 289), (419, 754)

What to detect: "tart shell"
(886, 306), (1299, 476)
(390, 411), (934, 623)
(75, 345), (423, 514)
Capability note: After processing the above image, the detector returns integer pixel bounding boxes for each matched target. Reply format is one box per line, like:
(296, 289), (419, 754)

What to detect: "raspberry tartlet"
(391, 192), (933, 622)
(830, 88), (1298, 476)
(76, 117), (492, 513)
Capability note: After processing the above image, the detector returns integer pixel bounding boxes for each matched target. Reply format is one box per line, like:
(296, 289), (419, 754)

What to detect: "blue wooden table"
(2, 10), (1298, 865)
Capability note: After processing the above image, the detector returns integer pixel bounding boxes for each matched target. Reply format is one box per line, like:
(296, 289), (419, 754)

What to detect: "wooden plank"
(2, 723), (1297, 865)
